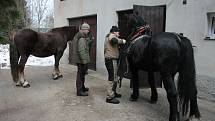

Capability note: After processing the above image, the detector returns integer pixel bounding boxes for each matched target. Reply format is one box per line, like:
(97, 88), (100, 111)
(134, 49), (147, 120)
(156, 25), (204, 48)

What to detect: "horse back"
(32, 31), (66, 57)
(150, 32), (184, 70)
(13, 29), (66, 57)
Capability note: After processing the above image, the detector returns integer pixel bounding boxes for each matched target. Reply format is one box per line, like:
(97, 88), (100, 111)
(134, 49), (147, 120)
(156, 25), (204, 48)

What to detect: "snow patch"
(0, 44), (54, 69)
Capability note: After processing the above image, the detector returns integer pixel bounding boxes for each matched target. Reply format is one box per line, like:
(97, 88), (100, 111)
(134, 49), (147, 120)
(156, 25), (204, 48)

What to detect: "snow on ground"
(0, 44), (54, 69)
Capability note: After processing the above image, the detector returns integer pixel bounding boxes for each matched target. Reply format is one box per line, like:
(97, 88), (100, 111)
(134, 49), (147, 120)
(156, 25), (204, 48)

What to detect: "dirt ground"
(0, 64), (214, 121)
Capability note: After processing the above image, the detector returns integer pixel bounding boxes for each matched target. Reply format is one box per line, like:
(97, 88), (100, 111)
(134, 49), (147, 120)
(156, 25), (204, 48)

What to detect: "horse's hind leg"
(17, 55), (30, 88)
(52, 51), (64, 80)
(148, 71), (158, 103)
(162, 73), (179, 121)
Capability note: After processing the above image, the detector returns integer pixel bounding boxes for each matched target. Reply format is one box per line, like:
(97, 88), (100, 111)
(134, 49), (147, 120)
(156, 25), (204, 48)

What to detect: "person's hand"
(145, 24), (150, 29)
(88, 32), (94, 40)
(122, 39), (126, 44)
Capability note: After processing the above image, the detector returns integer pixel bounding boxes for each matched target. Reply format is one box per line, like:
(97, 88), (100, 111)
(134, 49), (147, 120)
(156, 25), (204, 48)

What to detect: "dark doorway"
(68, 15), (97, 70)
(117, 5), (166, 88)
(118, 5), (166, 38)
(118, 9), (133, 39)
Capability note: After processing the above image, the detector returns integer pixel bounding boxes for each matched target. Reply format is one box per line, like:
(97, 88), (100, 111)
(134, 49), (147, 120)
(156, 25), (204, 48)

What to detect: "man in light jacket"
(104, 26), (126, 104)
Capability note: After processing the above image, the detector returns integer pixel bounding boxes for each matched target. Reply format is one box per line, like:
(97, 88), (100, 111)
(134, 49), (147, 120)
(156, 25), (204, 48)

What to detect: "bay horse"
(118, 16), (200, 120)
(9, 26), (77, 88)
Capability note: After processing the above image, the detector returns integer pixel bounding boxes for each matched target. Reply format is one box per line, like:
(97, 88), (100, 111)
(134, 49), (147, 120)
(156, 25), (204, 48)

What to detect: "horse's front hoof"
(169, 113), (180, 121)
(150, 96), (158, 104)
(129, 95), (138, 101)
(16, 82), (22, 87)
(129, 97), (138, 101)
(150, 100), (157, 104)
(23, 84), (30, 88)
(52, 74), (63, 80)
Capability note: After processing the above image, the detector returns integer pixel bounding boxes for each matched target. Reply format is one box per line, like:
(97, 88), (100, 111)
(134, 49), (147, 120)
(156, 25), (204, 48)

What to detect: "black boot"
(77, 91), (88, 96)
(114, 93), (121, 98)
(106, 98), (120, 104)
(82, 87), (89, 92)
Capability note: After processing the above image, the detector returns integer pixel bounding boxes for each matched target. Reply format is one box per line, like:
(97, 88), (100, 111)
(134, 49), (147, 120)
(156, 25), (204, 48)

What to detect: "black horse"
(118, 17), (200, 121)
(9, 26), (77, 88)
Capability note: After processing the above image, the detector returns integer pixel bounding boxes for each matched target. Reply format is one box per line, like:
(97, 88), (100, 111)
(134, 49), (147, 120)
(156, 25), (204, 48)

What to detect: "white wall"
(54, 0), (215, 78)
(164, 0), (215, 77)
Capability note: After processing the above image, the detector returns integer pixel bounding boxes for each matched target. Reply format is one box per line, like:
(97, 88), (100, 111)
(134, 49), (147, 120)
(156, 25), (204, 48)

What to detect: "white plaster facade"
(54, 0), (215, 78)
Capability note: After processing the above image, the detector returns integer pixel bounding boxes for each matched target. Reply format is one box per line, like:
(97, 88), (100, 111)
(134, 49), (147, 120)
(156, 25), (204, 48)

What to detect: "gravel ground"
(196, 75), (215, 102)
(0, 64), (214, 121)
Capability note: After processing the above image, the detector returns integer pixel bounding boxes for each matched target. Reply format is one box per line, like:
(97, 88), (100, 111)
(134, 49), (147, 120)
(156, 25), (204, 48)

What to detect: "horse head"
(118, 13), (151, 79)
(126, 14), (151, 41)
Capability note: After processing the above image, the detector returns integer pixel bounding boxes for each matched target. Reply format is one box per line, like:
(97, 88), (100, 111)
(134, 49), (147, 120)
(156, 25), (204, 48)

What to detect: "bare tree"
(43, 11), (54, 28)
(26, 0), (51, 31)
(35, 0), (49, 31)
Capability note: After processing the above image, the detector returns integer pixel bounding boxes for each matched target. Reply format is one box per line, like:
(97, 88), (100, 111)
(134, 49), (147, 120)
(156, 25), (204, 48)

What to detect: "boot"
(77, 91), (88, 96)
(114, 92), (121, 98)
(82, 87), (89, 92)
(106, 98), (120, 104)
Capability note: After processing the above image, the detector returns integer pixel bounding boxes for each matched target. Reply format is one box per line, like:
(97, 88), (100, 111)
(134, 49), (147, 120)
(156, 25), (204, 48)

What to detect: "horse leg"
(16, 55), (30, 88)
(148, 71), (158, 103)
(129, 68), (139, 101)
(52, 51), (64, 80)
(162, 74), (179, 121)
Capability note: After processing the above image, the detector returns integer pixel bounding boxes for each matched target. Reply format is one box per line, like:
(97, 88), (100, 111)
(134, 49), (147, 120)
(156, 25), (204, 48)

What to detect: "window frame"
(206, 12), (215, 40)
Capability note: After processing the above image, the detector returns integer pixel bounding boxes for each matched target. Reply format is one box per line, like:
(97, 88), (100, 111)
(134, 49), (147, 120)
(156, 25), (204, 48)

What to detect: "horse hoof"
(150, 100), (157, 104)
(150, 96), (158, 104)
(58, 75), (63, 78)
(129, 97), (138, 101)
(53, 75), (63, 80)
(22, 83), (30, 88)
(53, 75), (59, 80)
(16, 83), (22, 87)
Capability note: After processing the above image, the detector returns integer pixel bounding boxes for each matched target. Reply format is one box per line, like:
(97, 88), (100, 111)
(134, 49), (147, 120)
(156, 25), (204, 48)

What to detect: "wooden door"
(134, 5), (166, 87)
(133, 5), (166, 35)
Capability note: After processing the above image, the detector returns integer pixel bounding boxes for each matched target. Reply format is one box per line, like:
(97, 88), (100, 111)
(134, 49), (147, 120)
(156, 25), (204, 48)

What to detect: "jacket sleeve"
(77, 38), (87, 63)
(109, 34), (125, 45)
(87, 38), (93, 51)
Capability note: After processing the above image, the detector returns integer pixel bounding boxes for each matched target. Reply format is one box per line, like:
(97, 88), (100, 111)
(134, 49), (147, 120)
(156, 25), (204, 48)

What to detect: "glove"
(122, 39), (126, 44)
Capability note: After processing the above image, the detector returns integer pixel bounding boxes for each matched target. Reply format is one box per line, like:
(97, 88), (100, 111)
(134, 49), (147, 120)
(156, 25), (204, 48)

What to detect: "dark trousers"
(76, 63), (87, 93)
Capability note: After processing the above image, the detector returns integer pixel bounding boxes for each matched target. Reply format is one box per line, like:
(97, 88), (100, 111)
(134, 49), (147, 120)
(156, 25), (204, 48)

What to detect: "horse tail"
(177, 38), (200, 119)
(9, 31), (19, 83)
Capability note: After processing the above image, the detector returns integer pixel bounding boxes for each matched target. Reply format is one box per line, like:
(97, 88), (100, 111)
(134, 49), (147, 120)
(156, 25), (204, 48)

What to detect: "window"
(206, 12), (215, 39)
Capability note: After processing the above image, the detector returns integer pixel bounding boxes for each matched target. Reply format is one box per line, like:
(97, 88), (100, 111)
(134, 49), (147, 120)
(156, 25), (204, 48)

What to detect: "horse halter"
(130, 25), (151, 41)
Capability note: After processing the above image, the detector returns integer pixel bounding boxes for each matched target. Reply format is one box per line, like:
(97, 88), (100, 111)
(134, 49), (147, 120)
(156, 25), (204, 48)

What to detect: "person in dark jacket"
(104, 26), (126, 104)
(72, 23), (91, 96)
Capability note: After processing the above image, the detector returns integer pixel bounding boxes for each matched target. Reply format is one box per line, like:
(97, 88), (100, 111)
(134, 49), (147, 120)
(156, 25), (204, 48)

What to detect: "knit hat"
(81, 23), (90, 30)
(110, 26), (120, 32)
